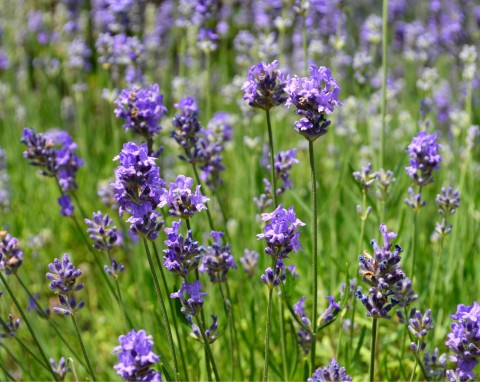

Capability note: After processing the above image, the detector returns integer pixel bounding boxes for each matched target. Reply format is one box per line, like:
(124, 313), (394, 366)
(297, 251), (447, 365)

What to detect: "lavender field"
(0, 0), (478, 381)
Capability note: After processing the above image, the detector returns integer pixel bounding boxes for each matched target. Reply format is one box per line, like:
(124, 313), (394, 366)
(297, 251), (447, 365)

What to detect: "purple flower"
(404, 186), (426, 210)
(21, 128), (84, 192)
(170, 280), (207, 316)
(206, 112), (233, 143)
(189, 314), (218, 344)
(199, 231), (236, 283)
(113, 329), (162, 382)
(445, 302), (480, 380)
(0, 232), (24, 275)
(424, 348), (447, 381)
(114, 84), (167, 139)
(159, 175), (209, 219)
(104, 257), (125, 278)
(0, 313), (21, 338)
(356, 224), (407, 319)
(171, 97), (202, 163)
(293, 296), (311, 327)
(260, 259), (286, 289)
(257, 204), (306, 259)
(112, 142), (165, 219)
(239, 249), (259, 277)
(353, 163), (378, 191)
(85, 211), (120, 251)
(297, 327), (312, 355)
(408, 308), (433, 353)
(241, 60), (287, 110)
(405, 130), (442, 186)
(68, 38), (92, 71)
(46, 254), (85, 316)
(195, 133), (225, 191)
(319, 296), (341, 326)
(163, 220), (202, 278)
(285, 65), (342, 141)
(436, 186), (460, 215)
(50, 357), (70, 380)
(58, 195), (74, 217)
(308, 358), (353, 382)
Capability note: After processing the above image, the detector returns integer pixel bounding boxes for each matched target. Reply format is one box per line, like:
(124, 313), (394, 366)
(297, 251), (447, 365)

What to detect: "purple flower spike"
(0, 232), (24, 275)
(239, 249), (259, 277)
(128, 211), (164, 241)
(50, 357), (70, 380)
(257, 204), (306, 259)
(171, 97), (202, 163)
(319, 296), (341, 326)
(405, 130), (441, 186)
(293, 296), (312, 327)
(58, 195), (74, 217)
(113, 329), (162, 382)
(114, 84), (167, 138)
(170, 280), (207, 316)
(199, 231), (236, 283)
(308, 358), (353, 382)
(85, 211), (120, 251)
(242, 60), (287, 110)
(159, 175), (209, 219)
(445, 302), (480, 381)
(46, 254), (85, 316)
(285, 65), (342, 141)
(112, 142), (165, 219)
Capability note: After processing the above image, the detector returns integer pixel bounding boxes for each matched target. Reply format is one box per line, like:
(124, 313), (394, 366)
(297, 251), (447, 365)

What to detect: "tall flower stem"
(430, 235), (445, 311)
(152, 242), (189, 381)
(1, 343), (34, 380)
(410, 208), (418, 279)
(265, 109), (278, 207)
(225, 281), (243, 380)
(105, 250), (129, 332)
(218, 282), (236, 380)
(0, 352), (15, 381)
(263, 287), (274, 382)
(379, 0), (389, 169)
(369, 318), (378, 382)
(71, 314), (97, 381)
(309, 140), (319, 371)
(279, 298), (288, 379)
(142, 239), (179, 381)
(194, 315), (220, 382)
(0, 272), (58, 381)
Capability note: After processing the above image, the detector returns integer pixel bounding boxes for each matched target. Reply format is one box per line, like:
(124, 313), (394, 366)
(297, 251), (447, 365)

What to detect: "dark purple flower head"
(285, 65), (341, 141)
(104, 257), (125, 279)
(21, 128), (84, 192)
(445, 302), (480, 380)
(171, 97), (203, 163)
(239, 249), (259, 277)
(424, 348), (447, 381)
(405, 130), (441, 186)
(257, 204), (306, 259)
(0, 313), (21, 338)
(112, 142), (165, 219)
(58, 195), (74, 217)
(163, 220), (202, 278)
(85, 211), (120, 251)
(409, 308), (433, 353)
(436, 186), (460, 216)
(46, 254), (85, 316)
(308, 358), (353, 382)
(50, 357), (70, 381)
(199, 231), (236, 283)
(356, 224), (407, 319)
(113, 329), (162, 382)
(170, 280), (207, 316)
(0, 232), (24, 275)
(242, 60), (287, 110)
(260, 259), (286, 289)
(114, 84), (167, 138)
(159, 175), (209, 219)
(353, 163), (378, 191)
(293, 296), (312, 327)
(319, 296), (341, 326)
(128, 211), (164, 241)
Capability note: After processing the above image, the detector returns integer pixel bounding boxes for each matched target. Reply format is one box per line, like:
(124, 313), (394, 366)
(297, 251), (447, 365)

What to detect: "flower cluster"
(445, 302), (480, 381)
(114, 84), (167, 139)
(129, 211), (164, 241)
(0, 313), (21, 338)
(405, 130), (441, 186)
(434, 186), (461, 238)
(85, 211), (120, 252)
(356, 224), (407, 319)
(113, 329), (162, 382)
(199, 231), (236, 283)
(189, 314), (219, 344)
(424, 348), (447, 381)
(409, 308), (433, 354)
(46, 254), (85, 316)
(21, 128), (84, 192)
(308, 358), (353, 382)
(58, 195), (75, 217)
(159, 175), (209, 219)
(242, 60), (287, 110)
(104, 257), (125, 279)
(112, 142), (165, 219)
(171, 97), (202, 163)
(0, 232), (24, 275)
(170, 280), (207, 316)
(50, 357), (70, 381)
(163, 220), (202, 278)
(353, 162), (378, 191)
(285, 65), (342, 141)
(239, 249), (259, 277)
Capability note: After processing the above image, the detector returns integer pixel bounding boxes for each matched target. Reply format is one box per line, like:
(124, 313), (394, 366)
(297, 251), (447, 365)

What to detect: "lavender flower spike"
(308, 358), (353, 381)
(241, 60), (287, 110)
(0, 232), (24, 275)
(85, 211), (119, 251)
(113, 329), (162, 382)
(285, 65), (342, 141)
(293, 296), (312, 327)
(170, 280), (207, 316)
(199, 231), (236, 283)
(405, 130), (441, 186)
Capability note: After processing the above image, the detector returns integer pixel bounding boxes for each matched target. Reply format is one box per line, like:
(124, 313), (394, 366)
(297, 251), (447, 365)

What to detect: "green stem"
(0, 272), (58, 381)
(279, 298), (288, 380)
(194, 316), (220, 382)
(263, 288), (274, 382)
(1, 342), (35, 380)
(410, 207), (418, 279)
(15, 335), (49, 374)
(380, 0), (389, 169)
(225, 281), (243, 380)
(309, 140), (319, 372)
(218, 282), (235, 380)
(0, 353), (15, 381)
(265, 109), (278, 207)
(152, 242), (188, 381)
(369, 318), (378, 382)
(430, 235), (445, 312)
(410, 355), (417, 382)
(142, 240), (179, 380)
(71, 314), (96, 381)
(105, 251), (128, 331)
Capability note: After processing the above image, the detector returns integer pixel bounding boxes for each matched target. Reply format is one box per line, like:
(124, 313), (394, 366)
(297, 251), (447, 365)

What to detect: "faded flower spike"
(113, 329), (162, 382)
(46, 254), (85, 316)
(242, 60), (287, 110)
(239, 249), (259, 277)
(436, 186), (460, 215)
(353, 162), (378, 191)
(0, 231), (24, 275)
(285, 65), (342, 141)
(405, 130), (441, 186)
(308, 358), (353, 382)
(50, 357), (70, 380)
(199, 231), (236, 283)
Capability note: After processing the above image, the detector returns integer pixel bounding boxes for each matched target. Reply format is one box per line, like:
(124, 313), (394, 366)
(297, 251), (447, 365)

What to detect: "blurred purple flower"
(58, 195), (74, 217)
(405, 130), (441, 186)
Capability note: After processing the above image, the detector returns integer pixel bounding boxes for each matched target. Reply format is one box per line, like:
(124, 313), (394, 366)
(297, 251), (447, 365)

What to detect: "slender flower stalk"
(370, 318), (378, 381)
(263, 288), (274, 382)
(71, 314), (97, 381)
(380, 0), (388, 168)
